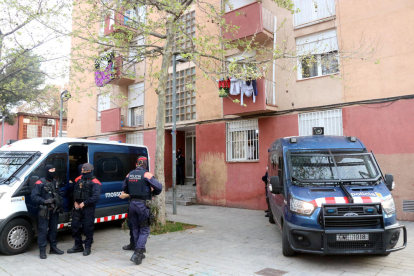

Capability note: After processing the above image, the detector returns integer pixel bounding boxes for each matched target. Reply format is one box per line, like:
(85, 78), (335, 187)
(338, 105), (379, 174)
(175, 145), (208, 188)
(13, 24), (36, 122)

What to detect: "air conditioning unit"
(47, 119), (55, 125)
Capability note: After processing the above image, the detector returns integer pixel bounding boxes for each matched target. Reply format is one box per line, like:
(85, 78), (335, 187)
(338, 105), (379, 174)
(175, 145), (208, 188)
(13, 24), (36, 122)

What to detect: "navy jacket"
(123, 167), (162, 196)
(74, 176), (102, 207)
(31, 178), (56, 206)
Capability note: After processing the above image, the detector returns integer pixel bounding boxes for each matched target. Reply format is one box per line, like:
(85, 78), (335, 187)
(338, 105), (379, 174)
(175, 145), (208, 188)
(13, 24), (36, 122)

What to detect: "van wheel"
(0, 219), (34, 255)
(268, 207), (275, 224)
(282, 223), (296, 257)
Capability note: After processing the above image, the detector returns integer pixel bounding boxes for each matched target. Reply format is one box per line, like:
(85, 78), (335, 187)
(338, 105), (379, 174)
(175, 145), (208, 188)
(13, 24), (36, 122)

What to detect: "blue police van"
(0, 138), (148, 255)
(267, 129), (407, 256)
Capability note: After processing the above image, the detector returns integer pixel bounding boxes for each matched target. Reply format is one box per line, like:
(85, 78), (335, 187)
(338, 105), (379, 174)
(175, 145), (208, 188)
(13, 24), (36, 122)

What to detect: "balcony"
(110, 55), (136, 86)
(101, 108), (135, 133)
(223, 2), (275, 44)
(222, 78), (277, 117)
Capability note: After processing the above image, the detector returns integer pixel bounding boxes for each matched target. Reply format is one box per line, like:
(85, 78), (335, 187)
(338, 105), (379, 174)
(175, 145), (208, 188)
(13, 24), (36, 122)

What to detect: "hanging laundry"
(252, 79), (258, 96)
(241, 80), (256, 105)
(230, 77), (242, 96)
(218, 77), (231, 97)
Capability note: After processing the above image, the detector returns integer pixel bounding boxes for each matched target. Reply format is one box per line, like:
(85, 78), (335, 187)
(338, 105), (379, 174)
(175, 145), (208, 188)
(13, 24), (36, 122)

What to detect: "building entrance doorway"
(185, 131), (196, 178)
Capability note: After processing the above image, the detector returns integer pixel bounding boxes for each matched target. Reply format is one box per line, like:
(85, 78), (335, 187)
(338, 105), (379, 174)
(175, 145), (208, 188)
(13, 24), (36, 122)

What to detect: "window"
(226, 119), (259, 162)
(28, 153), (68, 186)
(124, 5), (146, 26)
(294, 0), (336, 28)
(42, 126), (53, 138)
(225, 0), (256, 12)
(94, 152), (141, 182)
(126, 133), (143, 145)
(128, 35), (145, 63)
(128, 82), (144, 126)
(298, 109), (343, 136)
(97, 93), (111, 119)
(27, 125), (38, 138)
(165, 67), (196, 123)
(130, 107), (144, 127)
(296, 29), (339, 80)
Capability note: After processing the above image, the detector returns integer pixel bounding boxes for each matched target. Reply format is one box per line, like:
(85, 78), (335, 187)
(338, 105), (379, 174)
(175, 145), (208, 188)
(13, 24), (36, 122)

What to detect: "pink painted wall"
(143, 130), (156, 174)
(223, 78), (267, 116)
(196, 114), (299, 210)
(101, 108), (121, 132)
(0, 122), (19, 147)
(109, 134), (126, 143)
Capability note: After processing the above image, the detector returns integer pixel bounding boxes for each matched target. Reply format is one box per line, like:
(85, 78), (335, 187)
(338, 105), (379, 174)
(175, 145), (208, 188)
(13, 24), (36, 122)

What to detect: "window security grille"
(226, 119), (259, 162)
(126, 133), (144, 145)
(27, 125), (38, 139)
(131, 106), (144, 127)
(298, 109), (343, 136)
(42, 126), (53, 138)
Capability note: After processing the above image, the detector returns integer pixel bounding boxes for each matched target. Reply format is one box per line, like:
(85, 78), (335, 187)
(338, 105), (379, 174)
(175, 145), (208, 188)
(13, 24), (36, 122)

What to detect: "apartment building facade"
(68, 0), (414, 220)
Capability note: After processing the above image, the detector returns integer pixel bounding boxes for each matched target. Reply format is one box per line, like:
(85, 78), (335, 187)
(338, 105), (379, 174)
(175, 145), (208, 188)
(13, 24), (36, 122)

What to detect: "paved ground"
(0, 204), (413, 276)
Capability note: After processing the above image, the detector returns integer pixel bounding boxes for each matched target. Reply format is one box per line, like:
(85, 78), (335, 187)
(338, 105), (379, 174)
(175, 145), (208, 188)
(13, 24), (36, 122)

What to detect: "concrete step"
(167, 185), (196, 192)
(165, 195), (196, 204)
(165, 191), (196, 198)
(165, 199), (194, 206)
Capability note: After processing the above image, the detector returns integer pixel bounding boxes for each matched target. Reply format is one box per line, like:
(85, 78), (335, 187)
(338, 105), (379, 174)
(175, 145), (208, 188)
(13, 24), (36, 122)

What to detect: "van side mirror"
(270, 176), (283, 194)
(385, 174), (395, 191)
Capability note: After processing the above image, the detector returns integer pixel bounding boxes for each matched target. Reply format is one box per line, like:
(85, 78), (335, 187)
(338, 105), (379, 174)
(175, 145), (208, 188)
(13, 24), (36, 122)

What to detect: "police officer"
(31, 164), (64, 259)
(120, 156), (162, 265)
(67, 163), (101, 256)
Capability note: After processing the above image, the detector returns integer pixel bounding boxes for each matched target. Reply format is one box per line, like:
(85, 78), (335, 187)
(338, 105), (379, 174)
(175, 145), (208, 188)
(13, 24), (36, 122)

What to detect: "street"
(0, 204), (413, 276)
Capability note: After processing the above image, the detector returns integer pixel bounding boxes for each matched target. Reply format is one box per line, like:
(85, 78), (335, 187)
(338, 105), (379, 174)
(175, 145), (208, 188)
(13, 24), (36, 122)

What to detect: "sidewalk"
(0, 204), (413, 276)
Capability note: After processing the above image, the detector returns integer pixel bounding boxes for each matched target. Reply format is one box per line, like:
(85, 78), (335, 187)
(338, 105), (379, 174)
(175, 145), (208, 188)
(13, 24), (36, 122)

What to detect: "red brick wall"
(20, 115), (67, 139)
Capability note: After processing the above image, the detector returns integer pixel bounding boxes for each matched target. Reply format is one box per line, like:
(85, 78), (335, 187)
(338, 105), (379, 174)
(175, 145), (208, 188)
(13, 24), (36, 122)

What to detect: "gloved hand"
(44, 198), (55, 204)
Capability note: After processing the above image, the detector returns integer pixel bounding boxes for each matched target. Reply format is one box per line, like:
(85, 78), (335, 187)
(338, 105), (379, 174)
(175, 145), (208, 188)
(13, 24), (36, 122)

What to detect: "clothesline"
(218, 77), (258, 105)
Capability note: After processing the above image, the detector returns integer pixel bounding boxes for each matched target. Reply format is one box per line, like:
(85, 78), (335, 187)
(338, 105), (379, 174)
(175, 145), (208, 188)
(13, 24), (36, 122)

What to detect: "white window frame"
(293, 0), (336, 28)
(42, 126), (53, 138)
(296, 29), (339, 80)
(97, 93), (111, 119)
(226, 119), (259, 162)
(27, 125), (38, 139)
(128, 83), (144, 127)
(126, 133), (144, 145)
(298, 109), (343, 136)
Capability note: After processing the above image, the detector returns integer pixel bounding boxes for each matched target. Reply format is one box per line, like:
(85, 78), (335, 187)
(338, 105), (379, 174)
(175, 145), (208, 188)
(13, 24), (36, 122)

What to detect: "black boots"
(130, 249), (145, 265)
(50, 246), (64, 255)
(39, 248), (47, 259)
(67, 244), (84, 253)
(122, 243), (134, 250)
(83, 247), (91, 256)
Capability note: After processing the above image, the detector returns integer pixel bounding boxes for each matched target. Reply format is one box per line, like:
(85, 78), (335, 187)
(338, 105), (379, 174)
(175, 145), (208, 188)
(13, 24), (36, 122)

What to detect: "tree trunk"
(154, 21), (175, 225)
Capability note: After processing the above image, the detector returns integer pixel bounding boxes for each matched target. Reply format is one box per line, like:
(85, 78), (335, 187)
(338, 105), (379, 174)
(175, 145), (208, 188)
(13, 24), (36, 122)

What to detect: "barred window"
(298, 109), (343, 136)
(42, 126), (53, 138)
(130, 106), (144, 127)
(27, 125), (38, 139)
(126, 133), (143, 145)
(226, 119), (259, 162)
(165, 67), (196, 123)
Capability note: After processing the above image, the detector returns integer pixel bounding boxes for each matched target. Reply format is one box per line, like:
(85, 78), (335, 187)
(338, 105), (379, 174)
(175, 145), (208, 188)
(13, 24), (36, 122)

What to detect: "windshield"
(290, 151), (380, 183)
(0, 152), (37, 183)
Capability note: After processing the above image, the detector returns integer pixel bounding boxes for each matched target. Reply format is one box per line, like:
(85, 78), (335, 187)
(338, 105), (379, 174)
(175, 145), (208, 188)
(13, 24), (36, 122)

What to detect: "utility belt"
(130, 198), (155, 227)
(131, 198), (152, 209)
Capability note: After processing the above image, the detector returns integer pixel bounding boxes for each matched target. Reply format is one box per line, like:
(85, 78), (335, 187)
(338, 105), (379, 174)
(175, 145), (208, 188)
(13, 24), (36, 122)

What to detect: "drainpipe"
(272, 15), (277, 105)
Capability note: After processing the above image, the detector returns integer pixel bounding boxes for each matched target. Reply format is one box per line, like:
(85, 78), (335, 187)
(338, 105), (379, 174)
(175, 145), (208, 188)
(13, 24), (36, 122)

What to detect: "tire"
(268, 207), (275, 224)
(282, 223), (296, 257)
(0, 219), (34, 255)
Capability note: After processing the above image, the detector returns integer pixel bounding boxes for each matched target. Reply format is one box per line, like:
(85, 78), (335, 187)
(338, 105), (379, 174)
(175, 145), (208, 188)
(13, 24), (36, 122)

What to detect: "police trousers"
(71, 206), (95, 248)
(38, 211), (59, 250)
(129, 201), (150, 250)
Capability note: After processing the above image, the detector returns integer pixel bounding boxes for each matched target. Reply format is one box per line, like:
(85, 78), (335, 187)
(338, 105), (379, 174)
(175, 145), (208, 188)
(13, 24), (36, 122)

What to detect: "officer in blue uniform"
(120, 156), (162, 265)
(67, 163), (101, 256)
(31, 164), (64, 259)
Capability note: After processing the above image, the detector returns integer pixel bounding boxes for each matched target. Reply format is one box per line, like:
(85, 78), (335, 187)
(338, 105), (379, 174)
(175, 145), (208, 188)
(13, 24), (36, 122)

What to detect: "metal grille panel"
(27, 125), (38, 139)
(226, 119), (259, 162)
(126, 133), (144, 145)
(403, 200), (414, 213)
(298, 109), (343, 136)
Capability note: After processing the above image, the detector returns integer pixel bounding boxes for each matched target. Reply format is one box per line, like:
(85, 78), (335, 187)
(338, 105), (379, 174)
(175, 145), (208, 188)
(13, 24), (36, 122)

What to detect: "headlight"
(382, 196), (396, 215)
(290, 197), (315, 216)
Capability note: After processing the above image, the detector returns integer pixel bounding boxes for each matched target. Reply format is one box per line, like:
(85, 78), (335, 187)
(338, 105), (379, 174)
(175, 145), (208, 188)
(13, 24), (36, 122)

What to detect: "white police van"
(0, 138), (149, 255)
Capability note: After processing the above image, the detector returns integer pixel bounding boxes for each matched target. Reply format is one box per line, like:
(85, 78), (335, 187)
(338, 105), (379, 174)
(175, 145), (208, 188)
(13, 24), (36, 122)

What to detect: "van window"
(29, 153), (68, 185)
(94, 152), (141, 182)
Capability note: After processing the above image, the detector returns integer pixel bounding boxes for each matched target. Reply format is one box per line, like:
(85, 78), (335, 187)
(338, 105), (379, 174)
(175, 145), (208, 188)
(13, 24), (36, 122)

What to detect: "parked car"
(0, 138), (149, 255)
(267, 129), (406, 256)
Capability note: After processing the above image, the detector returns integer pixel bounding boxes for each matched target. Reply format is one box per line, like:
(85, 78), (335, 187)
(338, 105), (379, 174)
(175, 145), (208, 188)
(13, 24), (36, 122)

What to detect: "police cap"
(82, 163), (94, 171)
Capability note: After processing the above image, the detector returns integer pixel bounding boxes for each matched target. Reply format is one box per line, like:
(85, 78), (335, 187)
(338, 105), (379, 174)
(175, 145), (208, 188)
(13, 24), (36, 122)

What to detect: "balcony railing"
(222, 78), (277, 116)
(224, 2), (275, 43)
(294, 0), (336, 28)
(101, 108), (135, 133)
(104, 8), (145, 36)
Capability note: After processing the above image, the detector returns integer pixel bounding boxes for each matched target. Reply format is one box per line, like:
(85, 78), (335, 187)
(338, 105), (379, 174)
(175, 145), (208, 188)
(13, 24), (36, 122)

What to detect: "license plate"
(336, 234), (369, 241)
